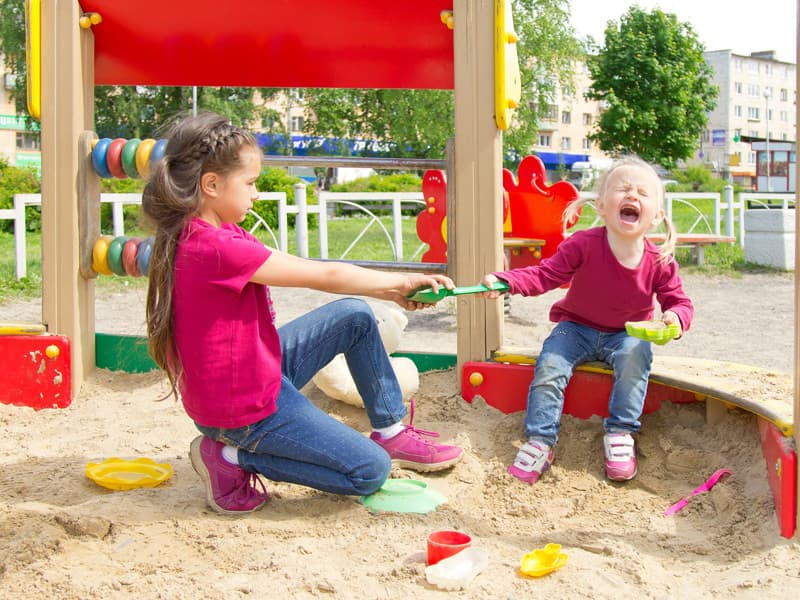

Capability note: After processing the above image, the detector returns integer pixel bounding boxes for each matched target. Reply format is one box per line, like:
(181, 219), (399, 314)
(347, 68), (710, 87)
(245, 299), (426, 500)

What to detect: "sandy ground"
(0, 271), (798, 598)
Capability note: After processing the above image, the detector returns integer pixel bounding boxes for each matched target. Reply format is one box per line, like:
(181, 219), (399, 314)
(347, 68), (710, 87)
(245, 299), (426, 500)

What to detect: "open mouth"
(620, 204), (640, 223)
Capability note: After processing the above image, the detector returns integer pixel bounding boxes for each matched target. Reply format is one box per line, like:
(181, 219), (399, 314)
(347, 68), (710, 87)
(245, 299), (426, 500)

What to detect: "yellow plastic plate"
(519, 543), (568, 577)
(625, 320), (681, 345)
(85, 457), (173, 491)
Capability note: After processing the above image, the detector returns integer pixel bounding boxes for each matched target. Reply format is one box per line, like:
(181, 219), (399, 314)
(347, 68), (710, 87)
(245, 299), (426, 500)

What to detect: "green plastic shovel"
(407, 280), (509, 304)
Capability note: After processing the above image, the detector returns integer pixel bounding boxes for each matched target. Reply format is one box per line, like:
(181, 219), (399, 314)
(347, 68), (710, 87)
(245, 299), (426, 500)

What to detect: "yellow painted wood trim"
(25, 0), (41, 120)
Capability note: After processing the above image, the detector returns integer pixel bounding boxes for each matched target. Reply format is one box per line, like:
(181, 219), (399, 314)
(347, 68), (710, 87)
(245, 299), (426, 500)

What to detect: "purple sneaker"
(370, 401), (463, 472)
(603, 433), (638, 481)
(508, 440), (554, 484)
(189, 436), (268, 514)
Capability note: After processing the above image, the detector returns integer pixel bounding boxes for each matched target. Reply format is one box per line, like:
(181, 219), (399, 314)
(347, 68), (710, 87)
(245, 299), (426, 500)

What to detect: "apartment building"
(0, 64), (40, 172)
(704, 50), (796, 191)
(529, 61), (608, 185)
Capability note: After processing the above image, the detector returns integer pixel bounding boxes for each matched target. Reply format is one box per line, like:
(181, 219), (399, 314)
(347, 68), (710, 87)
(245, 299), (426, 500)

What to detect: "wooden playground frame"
(26, 0), (800, 539)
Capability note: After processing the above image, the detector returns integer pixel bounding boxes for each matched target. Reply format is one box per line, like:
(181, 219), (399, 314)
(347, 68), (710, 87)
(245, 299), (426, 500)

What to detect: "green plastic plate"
(360, 479), (447, 514)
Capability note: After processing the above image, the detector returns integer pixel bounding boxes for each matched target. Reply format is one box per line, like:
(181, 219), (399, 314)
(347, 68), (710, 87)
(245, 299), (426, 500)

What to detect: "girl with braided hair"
(142, 112), (463, 514)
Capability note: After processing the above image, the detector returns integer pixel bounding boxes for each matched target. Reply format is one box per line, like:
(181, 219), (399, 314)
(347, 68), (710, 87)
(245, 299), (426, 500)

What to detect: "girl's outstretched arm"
(249, 249), (454, 310)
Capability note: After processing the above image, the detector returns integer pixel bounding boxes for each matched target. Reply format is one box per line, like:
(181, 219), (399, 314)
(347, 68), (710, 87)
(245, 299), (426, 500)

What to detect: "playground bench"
(647, 233), (736, 266)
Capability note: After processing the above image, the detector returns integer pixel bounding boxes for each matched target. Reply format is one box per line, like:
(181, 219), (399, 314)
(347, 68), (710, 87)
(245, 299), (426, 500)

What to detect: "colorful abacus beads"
(91, 137), (166, 179)
(92, 236), (153, 277)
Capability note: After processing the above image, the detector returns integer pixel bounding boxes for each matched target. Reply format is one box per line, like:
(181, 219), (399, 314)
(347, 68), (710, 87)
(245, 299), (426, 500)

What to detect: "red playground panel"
(758, 418), (797, 538)
(79, 0), (455, 90)
(0, 335), (72, 409)
(461, 361), (697, 418)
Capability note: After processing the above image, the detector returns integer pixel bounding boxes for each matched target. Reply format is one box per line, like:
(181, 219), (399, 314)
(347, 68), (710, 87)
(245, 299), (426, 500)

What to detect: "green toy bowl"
(624, 320), (681, 345)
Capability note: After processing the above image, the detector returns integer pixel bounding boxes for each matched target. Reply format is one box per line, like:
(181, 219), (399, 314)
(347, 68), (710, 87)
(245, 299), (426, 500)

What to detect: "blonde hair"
(562, 155), (676, 262)
(141, 112), (259, 398)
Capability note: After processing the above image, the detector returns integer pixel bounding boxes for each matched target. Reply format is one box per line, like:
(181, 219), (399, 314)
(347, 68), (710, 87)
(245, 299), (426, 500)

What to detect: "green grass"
(0, 201), (782, 304)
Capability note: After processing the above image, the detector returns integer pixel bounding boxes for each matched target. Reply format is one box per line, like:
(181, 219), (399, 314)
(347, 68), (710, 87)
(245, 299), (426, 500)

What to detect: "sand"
(0, 271), (798, 599)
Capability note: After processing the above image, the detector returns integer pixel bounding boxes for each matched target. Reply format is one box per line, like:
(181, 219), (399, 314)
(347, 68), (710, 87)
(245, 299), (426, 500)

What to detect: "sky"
(569, 0), (797, 63)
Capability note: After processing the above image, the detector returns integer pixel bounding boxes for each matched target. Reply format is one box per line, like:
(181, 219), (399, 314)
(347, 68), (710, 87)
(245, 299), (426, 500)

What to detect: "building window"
(734, 57), (743, 70)
(582, 112), (592, 125)
(747, 106), (760, 120)
(16, 132), (40, 150)
(290, 116), (304, 132)
(734, 105), (742, 117)
(561, 137), (571, 150)
(747, 83), (760, 96)
(582, 138), (591, 150)
(290, 88), (305, 100)
(734, 81), (743, 94)
(780, 88), (788, 101)
(537, 133), (551, 147)
(542, 104), (558, 121)
(561, 111), (571, 124)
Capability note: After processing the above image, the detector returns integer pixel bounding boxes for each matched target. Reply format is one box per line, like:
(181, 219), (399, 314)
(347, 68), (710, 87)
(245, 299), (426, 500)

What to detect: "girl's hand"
(662, 310), (683, 336)
(477, 274), (505, 299)
(392, 273), (455, 311)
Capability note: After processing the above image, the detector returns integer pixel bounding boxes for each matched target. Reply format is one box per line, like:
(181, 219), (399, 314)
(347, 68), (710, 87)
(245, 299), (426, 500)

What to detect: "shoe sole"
(606, 465), (638, 481)
(390, 451), (464, 473)
(189, 437), (265, 516)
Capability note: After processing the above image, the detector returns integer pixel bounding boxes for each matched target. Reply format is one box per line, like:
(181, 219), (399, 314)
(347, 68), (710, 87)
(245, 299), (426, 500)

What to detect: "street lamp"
(763, 88), (771, 192)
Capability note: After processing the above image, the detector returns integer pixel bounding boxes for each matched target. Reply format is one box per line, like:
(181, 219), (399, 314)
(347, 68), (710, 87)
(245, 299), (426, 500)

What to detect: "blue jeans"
(524, 321), (652, 447)
(196, 298), (405, 496)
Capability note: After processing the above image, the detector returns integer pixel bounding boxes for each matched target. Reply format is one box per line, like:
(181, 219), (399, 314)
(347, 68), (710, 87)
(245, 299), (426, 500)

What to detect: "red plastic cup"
(427, 530), (472, 565)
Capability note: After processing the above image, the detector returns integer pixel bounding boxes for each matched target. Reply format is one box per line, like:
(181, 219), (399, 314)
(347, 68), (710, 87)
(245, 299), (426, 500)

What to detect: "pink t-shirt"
(173, 218), (281, 428)
(495, 227), (694, 333)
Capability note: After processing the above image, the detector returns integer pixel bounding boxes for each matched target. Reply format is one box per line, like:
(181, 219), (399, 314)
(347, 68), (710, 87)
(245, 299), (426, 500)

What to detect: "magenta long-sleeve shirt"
(495, 227), (694, 333)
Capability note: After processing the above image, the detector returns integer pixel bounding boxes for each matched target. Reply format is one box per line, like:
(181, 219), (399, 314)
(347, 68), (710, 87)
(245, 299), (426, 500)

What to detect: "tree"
(585, 7), (718, 168)
(0, 0), (276, 137)
(302, 0), (583, 166)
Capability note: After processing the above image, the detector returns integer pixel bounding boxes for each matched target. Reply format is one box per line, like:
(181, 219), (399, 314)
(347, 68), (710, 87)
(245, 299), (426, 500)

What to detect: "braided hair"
(141, 112), (259, 398)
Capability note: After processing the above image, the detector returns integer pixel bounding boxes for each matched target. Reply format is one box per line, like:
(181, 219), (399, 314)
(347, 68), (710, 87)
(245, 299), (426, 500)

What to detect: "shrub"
(0, 157), (41, 233)
(330, 172), (422, 193)
(242, 167), (318, 232)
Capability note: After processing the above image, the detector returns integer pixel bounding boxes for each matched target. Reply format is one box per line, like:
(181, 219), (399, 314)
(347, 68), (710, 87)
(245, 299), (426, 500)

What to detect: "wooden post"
(452, 0), (504, 373)
(40, 1), (96, 396)
(794, 0), (799, 541)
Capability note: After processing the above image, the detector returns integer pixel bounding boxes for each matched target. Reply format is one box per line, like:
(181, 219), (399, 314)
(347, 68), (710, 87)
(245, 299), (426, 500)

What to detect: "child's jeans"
(197, 298), (404, 496)
(524, 320), (652, 447)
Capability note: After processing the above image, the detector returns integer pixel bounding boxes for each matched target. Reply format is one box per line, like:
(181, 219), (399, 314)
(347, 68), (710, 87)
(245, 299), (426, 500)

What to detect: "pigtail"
(655, 214), (677, 264)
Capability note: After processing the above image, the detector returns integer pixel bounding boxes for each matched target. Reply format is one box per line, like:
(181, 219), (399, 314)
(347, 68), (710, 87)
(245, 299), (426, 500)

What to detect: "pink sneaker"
(370, 401), (463, 472)
(604, 433), (638, 481)
(189, 436), (269, 514)
(508, 440), (554, 484)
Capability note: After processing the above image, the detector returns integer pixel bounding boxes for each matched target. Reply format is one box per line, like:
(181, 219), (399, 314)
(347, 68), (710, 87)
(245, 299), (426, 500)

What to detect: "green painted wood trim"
(392, 352), (456, 372)
(95, 333), (156, 373)
(95, 334), (456, 376)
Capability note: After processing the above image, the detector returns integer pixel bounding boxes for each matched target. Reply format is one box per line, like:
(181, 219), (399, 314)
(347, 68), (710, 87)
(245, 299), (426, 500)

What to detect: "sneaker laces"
(401, 399), (441, 442)
(218, 470), (268, 506)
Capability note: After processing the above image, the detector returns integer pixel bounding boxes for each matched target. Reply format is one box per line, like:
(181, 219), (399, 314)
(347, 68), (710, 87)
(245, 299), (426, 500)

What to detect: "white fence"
(5, 186), (794, 279)
(4, 186), (425, 279)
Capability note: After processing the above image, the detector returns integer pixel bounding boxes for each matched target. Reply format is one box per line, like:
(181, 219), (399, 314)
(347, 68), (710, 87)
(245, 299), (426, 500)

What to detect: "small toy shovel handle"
(407, 281), (509, 304)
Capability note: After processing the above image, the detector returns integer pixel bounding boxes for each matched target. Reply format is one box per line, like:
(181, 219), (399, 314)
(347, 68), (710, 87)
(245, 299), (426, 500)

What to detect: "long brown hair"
(141, 112), (259, 398)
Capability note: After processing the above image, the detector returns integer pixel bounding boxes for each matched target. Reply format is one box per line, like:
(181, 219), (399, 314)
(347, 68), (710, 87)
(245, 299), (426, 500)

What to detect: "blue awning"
(535, 152), (590, 167)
